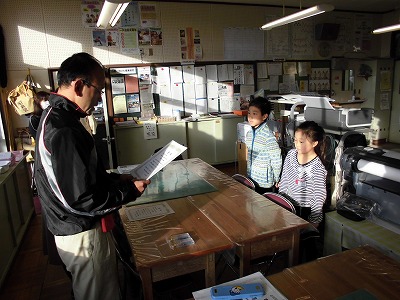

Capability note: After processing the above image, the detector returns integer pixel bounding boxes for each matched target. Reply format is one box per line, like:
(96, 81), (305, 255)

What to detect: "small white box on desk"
(237, 122), (251, 143)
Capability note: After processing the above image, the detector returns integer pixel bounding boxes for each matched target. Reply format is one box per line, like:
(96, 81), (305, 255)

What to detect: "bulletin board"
(255, 60), (331, 95)
(104, 60), (258, 121)
(49, 59), (331, 122)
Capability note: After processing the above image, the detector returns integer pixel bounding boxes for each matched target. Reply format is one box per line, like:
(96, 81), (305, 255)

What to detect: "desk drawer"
(250, 233), (293, 259)
(151, 256), (209, 282)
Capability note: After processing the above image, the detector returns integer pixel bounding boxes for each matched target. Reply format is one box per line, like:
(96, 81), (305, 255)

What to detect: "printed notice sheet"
(130, 140), (187, 180)
(126, 202), (175, 221)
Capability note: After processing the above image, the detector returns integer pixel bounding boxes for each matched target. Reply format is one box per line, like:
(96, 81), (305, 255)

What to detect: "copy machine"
(301, 96), (373, 130)
(339, 146), (400, 228)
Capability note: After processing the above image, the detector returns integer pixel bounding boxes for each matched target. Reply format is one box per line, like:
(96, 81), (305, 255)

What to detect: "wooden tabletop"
(119, 158), (309, 297)
(267, 245), (400, 300)
(183, 158), (309, 245)
(120, 196), (233, 268)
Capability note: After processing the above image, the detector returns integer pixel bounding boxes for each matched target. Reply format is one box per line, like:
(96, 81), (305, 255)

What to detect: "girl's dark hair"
(248, 96), (272, 116)
(33, 91), (50, 116)
(296, 121), (328, 166)
(57, 52), (104, 87)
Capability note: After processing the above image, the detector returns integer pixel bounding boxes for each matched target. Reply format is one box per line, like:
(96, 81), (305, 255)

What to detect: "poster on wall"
(111, 76), (126, 95)
(113, 95), (128, 114)
(106, 30), (119, 47)
(354, 14), (373, 52)
(92, 30), (106, 47)
(150, 28), (162, 45)
(139, 2), (160, 28)
(138, 66), (151, 85)
(138, 28), (151, 46)
(179, 28), (202, 62)
(125, 74), (139, 93)
(120, 27), (140, 54)
(309, 68), (330, 92)
(127, 94), (140, 113)
(81, 0), (102, 28)
(121, 2), (140, 27)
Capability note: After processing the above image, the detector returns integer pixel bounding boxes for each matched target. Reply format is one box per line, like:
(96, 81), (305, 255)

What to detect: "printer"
(301, 96), (373, 130)
(339, 146), (400, 227)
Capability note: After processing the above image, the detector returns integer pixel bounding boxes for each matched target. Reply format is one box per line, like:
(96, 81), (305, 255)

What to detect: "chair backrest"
(263, 192), (296, 214)
(232, 173), (256, 190)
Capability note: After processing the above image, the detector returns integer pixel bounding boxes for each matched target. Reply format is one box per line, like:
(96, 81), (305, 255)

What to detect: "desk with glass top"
(119, 158), (309, 299)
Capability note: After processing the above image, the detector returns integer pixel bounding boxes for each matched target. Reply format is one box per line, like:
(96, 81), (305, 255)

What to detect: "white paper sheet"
(130, 140), (187, 180)
(206, 65), (218, 82)
(156, 66), (170, 84)
(195, 66), (206, 84)
(257, 62), (268, 79)
(218, 64), (234, 81)
(143, 121), (157, 140)
(207, 82), (219, 99)
(183, 65), (195, 83)
(111, 76), (126, 94)
(126, 202), (175, 221)
(170, 65), (183, 83)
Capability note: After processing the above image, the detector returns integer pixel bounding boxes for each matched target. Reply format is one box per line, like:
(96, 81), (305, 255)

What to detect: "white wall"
(0, 0), (395, 135)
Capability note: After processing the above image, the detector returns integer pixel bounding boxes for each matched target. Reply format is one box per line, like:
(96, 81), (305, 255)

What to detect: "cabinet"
(0, 156), (34, 288)
(114, 116), (244, 166)
(114, 121), (187, 166)
(187, 116), (243, 165)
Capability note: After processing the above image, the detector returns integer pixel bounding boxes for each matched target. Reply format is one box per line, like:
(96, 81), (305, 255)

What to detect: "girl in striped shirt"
(278, 121), (327, 228)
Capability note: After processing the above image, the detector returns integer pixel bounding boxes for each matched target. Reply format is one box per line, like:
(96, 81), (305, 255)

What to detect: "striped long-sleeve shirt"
(278, 149), (327, 224)
(245, 122), (282, 188)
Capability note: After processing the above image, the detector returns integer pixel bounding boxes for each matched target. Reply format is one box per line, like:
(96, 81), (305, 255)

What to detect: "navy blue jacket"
(34, 93), (140, 235)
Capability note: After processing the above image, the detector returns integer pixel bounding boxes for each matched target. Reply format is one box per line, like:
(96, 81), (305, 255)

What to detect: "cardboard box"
(237, 122), (251, 143)
(237, 142), (247, 176)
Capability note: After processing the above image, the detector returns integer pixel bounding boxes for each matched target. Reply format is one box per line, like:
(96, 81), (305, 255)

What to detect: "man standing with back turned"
(34, 52), (150, 300)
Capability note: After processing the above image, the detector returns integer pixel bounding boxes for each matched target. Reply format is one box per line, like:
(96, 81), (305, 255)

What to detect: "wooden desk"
(119, 158), (308, 298)
(184, 158), (309, 276)
(119, 197), (233, 300)
(266, 245), (400, 299)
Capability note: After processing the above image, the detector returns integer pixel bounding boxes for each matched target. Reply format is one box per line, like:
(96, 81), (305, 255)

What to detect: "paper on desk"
(125, 202), (175, 221)
(130, 140), (187, 180)
(193, 272), (281, 300)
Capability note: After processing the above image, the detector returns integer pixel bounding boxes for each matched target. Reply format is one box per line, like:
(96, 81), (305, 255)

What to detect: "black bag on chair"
(278, 192), (312, 221)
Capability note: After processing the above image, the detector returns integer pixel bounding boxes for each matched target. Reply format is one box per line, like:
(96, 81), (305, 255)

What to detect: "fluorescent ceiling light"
(96, 0), (130, 29)
(261, 4), (334, 30)
(110, 3), (129, 27)
(372, 24), (400, 34)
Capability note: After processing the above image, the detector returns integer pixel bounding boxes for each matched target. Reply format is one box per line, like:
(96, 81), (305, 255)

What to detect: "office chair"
(232, 173), (256, 190)
(263, 192), (321, 263)
(263, 192), (296, 214)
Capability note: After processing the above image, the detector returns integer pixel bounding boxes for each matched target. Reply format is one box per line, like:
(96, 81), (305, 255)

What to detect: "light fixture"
(372, 24), (400, 34)
(261, 4), (334, 30)
(96, 0), (130, 29)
